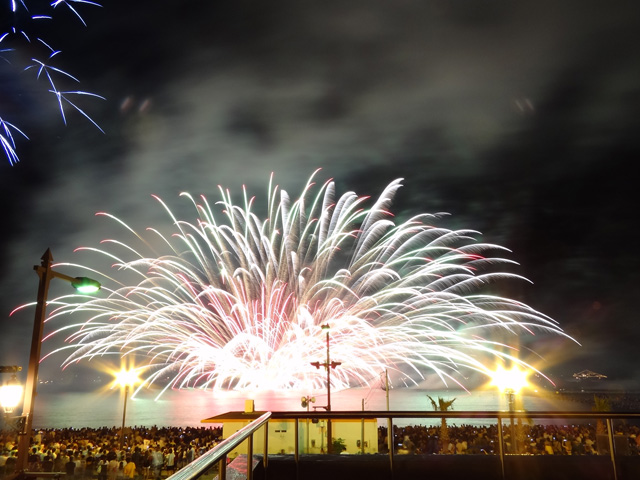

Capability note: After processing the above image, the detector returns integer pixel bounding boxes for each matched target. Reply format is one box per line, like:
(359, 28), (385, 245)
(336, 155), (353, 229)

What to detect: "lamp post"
(113, 367), (140, 450)
(490, 364), (529, 454)
(310, 324), (341, 453)
(16, 249), (100, 473)
(505, 387), (517, 453)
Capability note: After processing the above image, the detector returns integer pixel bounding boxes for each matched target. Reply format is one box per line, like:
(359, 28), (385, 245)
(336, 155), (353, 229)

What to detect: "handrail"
(268, 410), (640, 420)
(266, 410), (640, 480)
(166, 412), (271, 480)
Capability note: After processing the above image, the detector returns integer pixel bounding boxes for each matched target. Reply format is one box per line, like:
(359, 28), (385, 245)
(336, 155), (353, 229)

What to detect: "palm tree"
(427, 395), (456, 453)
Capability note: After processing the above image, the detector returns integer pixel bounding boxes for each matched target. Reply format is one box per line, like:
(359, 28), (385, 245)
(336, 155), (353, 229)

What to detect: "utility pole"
(310, 324), (341, 453)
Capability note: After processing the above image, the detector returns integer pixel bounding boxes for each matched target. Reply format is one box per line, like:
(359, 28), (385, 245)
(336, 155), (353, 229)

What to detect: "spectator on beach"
(107, 457), (119, 480)
(455, 438), (468, 454)
(165, 449), (175, 475)
(4, 451), (17, 475)
(28, 447), (40, 471)
(401, 435), (415, 454)
(116, 459), (126, 480)
(131, 447), (143, 472)
(42, 455), (54, 472)
(59, 450), (71, 472)
(186, 444), (195, 464)
(66, 456), (77, 478)
(123, 457), (136, 479)
(175, 448), (186, 470)
(86, 453), (95, 476)
(97, 458), (108, 480)
(0, 452), (7, 475)
(150, 448), (163, 480)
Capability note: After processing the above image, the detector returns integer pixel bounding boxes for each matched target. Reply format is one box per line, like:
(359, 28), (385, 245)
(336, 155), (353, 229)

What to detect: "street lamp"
(16, 249), (101, 473)
(310, 324), (341, 453)
(490, 364), (530, 454)
(113, 366), (140, 450)
(0, 366), (23, 414)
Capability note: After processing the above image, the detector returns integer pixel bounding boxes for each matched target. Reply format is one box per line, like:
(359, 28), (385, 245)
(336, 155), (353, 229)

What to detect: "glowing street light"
(0, 366), (23, 414)
(490, 364), (530, 397)
(16, 249), (101, 473)
(112, 366), (141, 449)
(69, 276), (102, 294)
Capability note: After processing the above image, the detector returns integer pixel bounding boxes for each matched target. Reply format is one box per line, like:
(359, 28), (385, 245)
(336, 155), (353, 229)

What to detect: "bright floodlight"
(113, 367), (140, 389)
(0, 375), (23, 413)
(71, 277), (101, 294)
(490, 364), (530, 394)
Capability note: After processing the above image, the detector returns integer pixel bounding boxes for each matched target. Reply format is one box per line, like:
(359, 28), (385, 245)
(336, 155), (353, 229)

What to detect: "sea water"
(29, 386), (589, 429)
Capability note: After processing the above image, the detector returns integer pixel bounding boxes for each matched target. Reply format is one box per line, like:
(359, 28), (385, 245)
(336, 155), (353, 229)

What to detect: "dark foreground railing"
(195, 410), (638, 480)
(262, 410), (640, 480)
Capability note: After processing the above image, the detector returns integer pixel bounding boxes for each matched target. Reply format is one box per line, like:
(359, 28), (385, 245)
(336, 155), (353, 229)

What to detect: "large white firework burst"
(40, 172), (574, 396)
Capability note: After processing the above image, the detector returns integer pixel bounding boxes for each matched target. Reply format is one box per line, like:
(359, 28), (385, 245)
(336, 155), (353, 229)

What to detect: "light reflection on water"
(32, 386), (588, 429)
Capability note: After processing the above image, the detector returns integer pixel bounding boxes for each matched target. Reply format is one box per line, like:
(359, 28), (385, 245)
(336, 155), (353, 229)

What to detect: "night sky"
(1, 0), (639, 391)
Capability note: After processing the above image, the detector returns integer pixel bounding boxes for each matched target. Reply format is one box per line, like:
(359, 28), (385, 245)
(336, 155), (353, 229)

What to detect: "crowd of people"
(0, 425), (222, 479)
(2, 391), (640, 479)
(1, 420), (639, 479)
(376, 391), (640, 457)
(383, 421), (640, 456)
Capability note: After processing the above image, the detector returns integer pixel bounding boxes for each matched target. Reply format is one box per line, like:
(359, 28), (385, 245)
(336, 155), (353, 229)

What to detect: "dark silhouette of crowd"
(2, 389), (640, 479)
(372, 391), (640, 457)
(379, 421), (640, 456)
(2, 418), (640, 479)
(0, 425), (222, 479)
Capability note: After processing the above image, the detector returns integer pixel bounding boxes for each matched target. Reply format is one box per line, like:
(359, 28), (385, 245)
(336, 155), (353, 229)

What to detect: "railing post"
(361, 415), (365, 455)
(497, 414), (506, 480)
(294, 418), (300, 480)
(220, 454), (227, 480)
(247, 434), (254, 480)
(605, 417), (618, 480)
(294, 418), (299, 462)
(264, 421), (269, 468)
(387, 417), (394, 480)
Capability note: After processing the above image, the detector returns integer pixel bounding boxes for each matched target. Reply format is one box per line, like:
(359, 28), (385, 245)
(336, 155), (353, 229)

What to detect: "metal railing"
(266, 410), (640, 480)
(166, 412), (271, 480)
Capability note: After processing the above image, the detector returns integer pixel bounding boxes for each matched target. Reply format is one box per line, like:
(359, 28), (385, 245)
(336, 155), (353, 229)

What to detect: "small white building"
(202, 402), (379, 458)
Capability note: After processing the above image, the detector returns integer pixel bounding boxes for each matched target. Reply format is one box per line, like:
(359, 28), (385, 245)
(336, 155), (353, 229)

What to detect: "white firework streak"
(38, 172), (576, 396)
(1, 0), (103, 164)
(0, 116), (28, 165)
